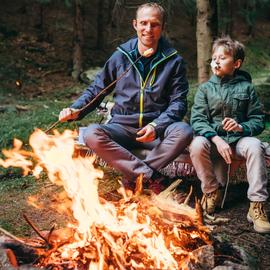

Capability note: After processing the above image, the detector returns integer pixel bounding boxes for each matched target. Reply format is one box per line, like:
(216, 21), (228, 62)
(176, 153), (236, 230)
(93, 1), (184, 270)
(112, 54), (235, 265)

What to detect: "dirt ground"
(211, 181), (270, 269)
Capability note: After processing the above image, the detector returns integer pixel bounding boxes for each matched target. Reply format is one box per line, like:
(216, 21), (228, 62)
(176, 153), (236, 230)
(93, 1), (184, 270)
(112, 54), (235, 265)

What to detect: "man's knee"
(189, 136), (210, 156)
(167, 122), (193, 142)
(83, 124), (105, 150)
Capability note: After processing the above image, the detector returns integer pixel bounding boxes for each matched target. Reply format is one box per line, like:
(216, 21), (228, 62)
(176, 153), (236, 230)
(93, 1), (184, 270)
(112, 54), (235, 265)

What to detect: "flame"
(0, 129), (211, 269)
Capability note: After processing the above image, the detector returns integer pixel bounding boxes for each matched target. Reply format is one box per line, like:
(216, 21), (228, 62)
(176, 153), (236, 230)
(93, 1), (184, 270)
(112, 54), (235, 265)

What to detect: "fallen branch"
(0, 226), (45, 249)
(23, 214), (51, 247)
(41, 68), (65, 78)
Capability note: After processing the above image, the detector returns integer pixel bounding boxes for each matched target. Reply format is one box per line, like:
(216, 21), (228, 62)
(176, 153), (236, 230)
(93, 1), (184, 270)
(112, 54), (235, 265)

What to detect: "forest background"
(0, 0), (270, 268)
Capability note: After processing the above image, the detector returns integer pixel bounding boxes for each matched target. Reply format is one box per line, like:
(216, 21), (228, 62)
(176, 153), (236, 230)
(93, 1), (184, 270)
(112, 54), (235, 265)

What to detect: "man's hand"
(136, 124), (156, 143)
(222, 117), (243, 132)
(59, 108), (79, 122)
(211, 135), (232, 164)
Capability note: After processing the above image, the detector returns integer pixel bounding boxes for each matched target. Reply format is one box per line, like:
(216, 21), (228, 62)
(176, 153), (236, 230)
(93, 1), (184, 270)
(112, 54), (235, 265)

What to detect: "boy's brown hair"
(212, 36), (245, 63)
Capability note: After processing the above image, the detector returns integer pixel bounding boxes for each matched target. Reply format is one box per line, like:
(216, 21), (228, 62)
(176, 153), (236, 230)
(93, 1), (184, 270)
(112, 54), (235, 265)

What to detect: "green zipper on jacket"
(117, 47), (177, 127)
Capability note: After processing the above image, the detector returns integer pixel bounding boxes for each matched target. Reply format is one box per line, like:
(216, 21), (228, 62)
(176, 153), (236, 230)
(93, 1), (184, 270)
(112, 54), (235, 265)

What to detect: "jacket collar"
(117, 36), (177, 59)
(209, 70), (252, 85)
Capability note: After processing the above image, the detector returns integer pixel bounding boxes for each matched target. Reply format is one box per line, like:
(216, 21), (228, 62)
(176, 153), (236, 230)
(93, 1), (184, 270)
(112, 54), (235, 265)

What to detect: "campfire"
(0, 129), (230, 269)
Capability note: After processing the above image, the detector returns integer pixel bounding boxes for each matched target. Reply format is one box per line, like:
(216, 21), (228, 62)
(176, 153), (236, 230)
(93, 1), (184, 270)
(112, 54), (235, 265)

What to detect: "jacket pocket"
(232, 94), (249, 113)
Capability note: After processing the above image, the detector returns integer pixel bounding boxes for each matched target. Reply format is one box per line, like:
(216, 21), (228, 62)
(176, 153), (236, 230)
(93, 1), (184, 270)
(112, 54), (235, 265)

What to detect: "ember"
(0, 129), (212, 269)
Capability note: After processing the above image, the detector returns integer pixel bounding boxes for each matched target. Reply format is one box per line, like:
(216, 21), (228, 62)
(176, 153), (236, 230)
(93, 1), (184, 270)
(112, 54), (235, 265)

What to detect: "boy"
(190, 36), (270, 233)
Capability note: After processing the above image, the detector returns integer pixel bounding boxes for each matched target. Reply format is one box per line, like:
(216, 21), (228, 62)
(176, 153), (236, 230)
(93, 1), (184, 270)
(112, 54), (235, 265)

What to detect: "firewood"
(150, 179), (197, 224)
(5, 248), (18, 267)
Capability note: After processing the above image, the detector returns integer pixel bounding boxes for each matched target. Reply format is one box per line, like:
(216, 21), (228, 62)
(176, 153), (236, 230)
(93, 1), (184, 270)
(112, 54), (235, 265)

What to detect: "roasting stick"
(221, 112), (231, 209)
(221, 163), (231, 209)
(45, 48), (154, 134)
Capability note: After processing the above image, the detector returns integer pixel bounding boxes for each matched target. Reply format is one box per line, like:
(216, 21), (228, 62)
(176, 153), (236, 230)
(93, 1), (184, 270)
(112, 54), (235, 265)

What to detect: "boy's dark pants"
(83, 122), (193, 182)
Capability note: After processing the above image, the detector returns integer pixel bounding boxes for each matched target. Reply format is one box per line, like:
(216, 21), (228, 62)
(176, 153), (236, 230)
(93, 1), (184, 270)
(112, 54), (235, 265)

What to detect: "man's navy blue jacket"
(71, 36), (189, 137)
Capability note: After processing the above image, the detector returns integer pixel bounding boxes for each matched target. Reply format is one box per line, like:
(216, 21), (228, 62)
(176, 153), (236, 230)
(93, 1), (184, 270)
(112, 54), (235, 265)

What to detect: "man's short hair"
(136, 2), (166, 26)
(212, 36), (245, 63)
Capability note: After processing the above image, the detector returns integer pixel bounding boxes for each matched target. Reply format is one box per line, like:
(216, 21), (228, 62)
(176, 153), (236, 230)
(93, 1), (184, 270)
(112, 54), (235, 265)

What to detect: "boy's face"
(211, 46), (241, 78)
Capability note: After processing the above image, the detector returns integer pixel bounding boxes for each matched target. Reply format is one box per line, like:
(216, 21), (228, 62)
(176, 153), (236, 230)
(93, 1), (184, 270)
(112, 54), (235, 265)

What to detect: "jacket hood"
(117, 36), (177, 58)
(209, 70), (252, 85)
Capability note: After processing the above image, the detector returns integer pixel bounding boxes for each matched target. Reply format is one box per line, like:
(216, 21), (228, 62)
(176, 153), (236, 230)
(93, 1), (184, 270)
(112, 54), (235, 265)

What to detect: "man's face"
(133, 7), (163, 49)
(211, 46), (241, 78)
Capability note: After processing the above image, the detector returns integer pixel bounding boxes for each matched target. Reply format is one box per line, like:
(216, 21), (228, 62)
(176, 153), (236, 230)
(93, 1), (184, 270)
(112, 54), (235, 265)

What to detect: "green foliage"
(238, 0), (270, 30)
(243, 39), (270, 75)
(64, 0), (72, 8)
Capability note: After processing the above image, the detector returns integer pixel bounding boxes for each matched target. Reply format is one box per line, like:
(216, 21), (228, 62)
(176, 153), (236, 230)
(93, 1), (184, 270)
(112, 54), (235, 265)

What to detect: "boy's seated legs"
(189, 136), (224, 214)
(235, 137), (268, 201)
(235, 137), (270, 233)
(190, 135), (270, 233)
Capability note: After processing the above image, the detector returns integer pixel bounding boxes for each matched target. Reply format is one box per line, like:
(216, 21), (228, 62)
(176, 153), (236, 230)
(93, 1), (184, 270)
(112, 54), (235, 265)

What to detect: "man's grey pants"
(83, 122), (193, 181)
(189, 136), (268, 202)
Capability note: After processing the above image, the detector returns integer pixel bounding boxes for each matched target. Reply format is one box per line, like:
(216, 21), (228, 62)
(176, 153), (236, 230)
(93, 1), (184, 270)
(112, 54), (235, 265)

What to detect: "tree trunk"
(96, 0), (105, 49)
(72, 0), (84, 81)
(196, 0), (217, 83)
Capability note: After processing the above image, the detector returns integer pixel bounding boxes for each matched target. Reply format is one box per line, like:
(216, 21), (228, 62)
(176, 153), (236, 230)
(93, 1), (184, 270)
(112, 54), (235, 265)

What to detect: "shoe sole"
(247, 213), (270, 233)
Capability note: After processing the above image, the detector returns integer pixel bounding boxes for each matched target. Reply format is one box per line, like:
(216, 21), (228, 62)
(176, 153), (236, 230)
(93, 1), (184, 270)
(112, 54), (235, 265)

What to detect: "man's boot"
(247, 202), (270, 233)
(201, 188), (223, 215)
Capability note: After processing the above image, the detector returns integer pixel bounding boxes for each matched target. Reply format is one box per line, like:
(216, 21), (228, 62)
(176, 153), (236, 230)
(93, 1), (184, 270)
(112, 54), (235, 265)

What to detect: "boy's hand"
(222, 117), (243, 132)
(136, 124), (156, 143)
(211, 135), (232, 164)
(59, 108), (79, 122)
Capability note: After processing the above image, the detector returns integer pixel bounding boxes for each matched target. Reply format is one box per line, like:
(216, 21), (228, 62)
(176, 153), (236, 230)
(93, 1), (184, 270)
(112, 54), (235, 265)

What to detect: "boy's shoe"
(247, 202), (270, 233)
(201, 188), (223, 215)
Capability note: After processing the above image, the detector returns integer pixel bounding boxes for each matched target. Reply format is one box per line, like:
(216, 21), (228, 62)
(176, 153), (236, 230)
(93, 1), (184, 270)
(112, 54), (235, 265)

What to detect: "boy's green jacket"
(191, 70), (265, 144)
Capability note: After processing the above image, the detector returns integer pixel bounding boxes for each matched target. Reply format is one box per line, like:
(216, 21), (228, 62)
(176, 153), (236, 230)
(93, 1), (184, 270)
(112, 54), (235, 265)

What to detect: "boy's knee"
(240, 137), (264, 154)
(189, 136), (210, 155)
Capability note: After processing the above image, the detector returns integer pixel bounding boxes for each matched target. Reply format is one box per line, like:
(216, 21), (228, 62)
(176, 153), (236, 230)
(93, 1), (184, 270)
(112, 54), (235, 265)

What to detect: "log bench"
(74, 126), (270, 182)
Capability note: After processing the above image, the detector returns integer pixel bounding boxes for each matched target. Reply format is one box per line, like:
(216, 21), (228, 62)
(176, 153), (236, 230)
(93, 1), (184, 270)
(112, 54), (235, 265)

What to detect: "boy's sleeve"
(190, 86), (217, 138)
(240, 85), (265, 136)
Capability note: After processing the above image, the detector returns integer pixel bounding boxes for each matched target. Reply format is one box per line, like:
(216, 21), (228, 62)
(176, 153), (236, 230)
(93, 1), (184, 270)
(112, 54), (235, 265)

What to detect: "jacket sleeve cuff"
(204, 132), (217, 139)
(148, 122), (157, 128)
(241, 124), (252, 136)
(149, 121), (165, 138)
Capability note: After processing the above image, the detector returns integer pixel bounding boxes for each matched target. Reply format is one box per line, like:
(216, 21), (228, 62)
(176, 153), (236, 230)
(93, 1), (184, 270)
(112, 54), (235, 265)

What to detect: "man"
(59, 2), (192, 193)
